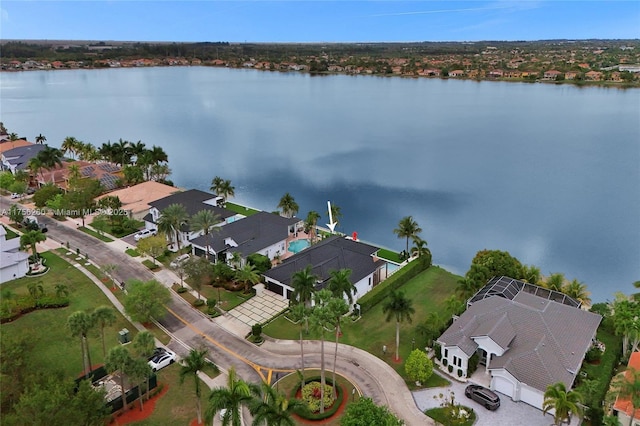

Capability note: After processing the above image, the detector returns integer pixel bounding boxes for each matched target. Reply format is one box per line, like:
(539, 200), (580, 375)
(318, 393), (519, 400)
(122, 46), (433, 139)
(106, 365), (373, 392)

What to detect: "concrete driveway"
(412, 373), (556, 426)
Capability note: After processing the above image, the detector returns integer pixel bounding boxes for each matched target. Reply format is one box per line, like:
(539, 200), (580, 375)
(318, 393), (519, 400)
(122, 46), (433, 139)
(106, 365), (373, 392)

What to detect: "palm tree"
(290, 265), (317, 307)
(105, 346), (133, 412)
(27, 156), (44, 182)
(236, 263), (261, 294)
(393, 216), (422, 257)
(191, 210), (221, 260)
(522, 264), (542, 284)
(20, 229), (46, 262)
(54, 283), (69, 298)
(149, 145), (168, 164)
(210, 176), (224, 195)
(277, 193), (299, 218)
(542, 382), (583, 425)
(35, 133), (46, 144)
(309, 290), (334, 414)
(563, 279), (591, 307)
(382, 290), (415, 361)
(157, 203), (189, 250)
(329, 203), (342, 231)
(288, 304), (310, 389)
(180, 348), (219, 425)
(545, 273), (566, 292)
(411, 236), (431, 260)
(218, 179), (235, 205)
(250, 381), (307, 426)
(132, 331), (156, 401)
(67, 311), (95, 378)
(27, 281), (44, 302)
(8, 132), (19, 141)
(99, 141), (116, 163)
(327, 268), (356, 305)
(456, 277), (477, 300)
(206, 367), (257, 426)
(114, 138), (132, 166)
(36, 146), (64, 177)
(304, 210), (321, 242)
(92, 306), (117, 358)
(128, 357), (152, 411)
(61, 136), (79, 158)
(328, 297), (349, 399)
(611, 367), (640, 426)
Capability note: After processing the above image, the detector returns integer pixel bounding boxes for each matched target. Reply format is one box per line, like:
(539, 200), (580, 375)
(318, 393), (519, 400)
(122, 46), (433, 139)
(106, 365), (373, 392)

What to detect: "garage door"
(492, 376), (515, 400)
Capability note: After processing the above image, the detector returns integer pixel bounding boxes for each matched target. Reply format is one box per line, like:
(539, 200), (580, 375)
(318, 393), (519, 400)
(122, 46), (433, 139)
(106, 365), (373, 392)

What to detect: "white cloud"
(1, 7), (9, 23)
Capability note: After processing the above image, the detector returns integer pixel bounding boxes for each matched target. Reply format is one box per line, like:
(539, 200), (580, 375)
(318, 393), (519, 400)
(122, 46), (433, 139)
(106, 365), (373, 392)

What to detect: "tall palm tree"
(309, 290), (334, 414)
(157, 203), (189, 250)
(329, 203), (342, 231)
(20, 230), (46, 262)
(563, 279), (592, 307)
(327, 268), (356, 305)
(218, 179), (235, 205)
(35, 133), (46, 144)
(210, 176), (224, 195)
(382, 290), (415, 361)
(290, 265), (317, 307)
(277, 193), (299, 218)
(393, 216), (422, 257)
(236, 263), (261, 294)
(61, 136), (79, 158)
(289, 303), (310, 389)
(190, 209), (221, 260)
(149, 145), (168, 164)
(114, 138), (132, 166)
(455, 277), (478, 300)
(105, 346), (133, 412)
(8, 132), (19, 141)
(206, 367), (257, 426)
(542, 382), (583, 425)
(36, 146), (64, 173)
(411, 236), (431, 260)
(612, 367), (640, 426)
(27, 156), (44, 182)
(328, 297), (349, 399)
(67, 311), (95, 378)
(128, 357), (152, 411)
(250, 381), (308, 426)
(132, 331), (156, 401)
(180, 348), (219, 425)
(99, 141), (116, 163)
(304, 210), (321, 242)
(92, 306), (116, 358)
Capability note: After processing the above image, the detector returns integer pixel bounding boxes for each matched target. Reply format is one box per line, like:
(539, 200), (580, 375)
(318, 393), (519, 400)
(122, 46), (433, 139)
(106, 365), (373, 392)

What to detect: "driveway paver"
(412, 372), (555, 426)
(227, 289), (288, 326)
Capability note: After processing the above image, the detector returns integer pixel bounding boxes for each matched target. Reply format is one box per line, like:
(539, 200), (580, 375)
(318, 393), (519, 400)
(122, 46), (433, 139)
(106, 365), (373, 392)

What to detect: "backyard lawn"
(263, 265), (459, 388)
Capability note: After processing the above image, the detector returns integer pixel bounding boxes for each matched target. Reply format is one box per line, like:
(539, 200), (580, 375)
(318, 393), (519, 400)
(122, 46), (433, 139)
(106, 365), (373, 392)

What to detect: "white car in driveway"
(148, 348), (176, 372)
(134, 228), (157, 241)
(170, 253), (190, 268)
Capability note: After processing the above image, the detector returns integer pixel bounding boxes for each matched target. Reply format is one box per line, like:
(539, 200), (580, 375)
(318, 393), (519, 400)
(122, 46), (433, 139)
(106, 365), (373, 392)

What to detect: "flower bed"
(291, 376), (344, 421)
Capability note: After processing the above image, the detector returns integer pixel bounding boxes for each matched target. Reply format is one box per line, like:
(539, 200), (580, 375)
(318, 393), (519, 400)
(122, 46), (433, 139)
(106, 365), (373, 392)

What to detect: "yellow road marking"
(165, 306), (294, 383)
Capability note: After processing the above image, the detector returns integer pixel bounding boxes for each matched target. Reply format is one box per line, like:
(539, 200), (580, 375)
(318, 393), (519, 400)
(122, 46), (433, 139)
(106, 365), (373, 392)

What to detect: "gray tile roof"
(190, 211), (299, 257)
(263, 235), (384, 290)
(149, 189), (235, 228)
(1, 144), (46, 170)
(438, 282), (601, 392)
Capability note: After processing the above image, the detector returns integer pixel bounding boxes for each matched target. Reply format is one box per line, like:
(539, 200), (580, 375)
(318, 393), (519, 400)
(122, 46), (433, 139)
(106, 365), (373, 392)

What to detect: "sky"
(0, 1), (638, 43)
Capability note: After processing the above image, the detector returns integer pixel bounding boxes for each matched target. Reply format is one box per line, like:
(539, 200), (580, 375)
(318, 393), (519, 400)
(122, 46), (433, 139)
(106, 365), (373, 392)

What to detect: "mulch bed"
(110, 383), (169, 425)
(292, 384), (349, 425)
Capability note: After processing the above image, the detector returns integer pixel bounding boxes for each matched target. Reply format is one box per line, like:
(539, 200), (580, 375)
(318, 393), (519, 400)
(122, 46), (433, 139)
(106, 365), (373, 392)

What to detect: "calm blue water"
(1, 67), (639, 302)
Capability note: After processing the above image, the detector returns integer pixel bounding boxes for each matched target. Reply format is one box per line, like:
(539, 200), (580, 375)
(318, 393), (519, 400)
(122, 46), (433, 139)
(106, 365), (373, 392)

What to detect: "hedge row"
(357, 258), (430, 314)
(1, 297), (70, 323)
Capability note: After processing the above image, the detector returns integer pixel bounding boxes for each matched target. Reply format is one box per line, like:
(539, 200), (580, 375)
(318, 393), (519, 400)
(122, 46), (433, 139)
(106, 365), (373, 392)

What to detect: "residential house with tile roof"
(437, 276), (601, 410)
(614, 352), (640, 426)
(263, 235), (386, 307)
(143, 189), (237, 249)
(1, 143), (45, 173)
(190, 211), (300, 265)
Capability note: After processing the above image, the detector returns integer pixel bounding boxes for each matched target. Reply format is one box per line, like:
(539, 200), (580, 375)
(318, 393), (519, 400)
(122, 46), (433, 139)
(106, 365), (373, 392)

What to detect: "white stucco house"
(190, 211), (301, 265)
(143, 189), (239, 249)
(0, 226), (30, 283)
(263, 235), (386, 307)
(437, 276), (602, 410)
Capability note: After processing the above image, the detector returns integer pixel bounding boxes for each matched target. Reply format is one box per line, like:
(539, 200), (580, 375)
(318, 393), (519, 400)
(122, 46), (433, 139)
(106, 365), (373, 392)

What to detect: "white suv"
(134, 229), (157, 241)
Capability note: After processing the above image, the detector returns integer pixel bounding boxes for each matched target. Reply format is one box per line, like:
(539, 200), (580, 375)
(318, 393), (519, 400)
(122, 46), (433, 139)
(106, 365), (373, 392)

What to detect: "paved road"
(1, 197), (431, 425)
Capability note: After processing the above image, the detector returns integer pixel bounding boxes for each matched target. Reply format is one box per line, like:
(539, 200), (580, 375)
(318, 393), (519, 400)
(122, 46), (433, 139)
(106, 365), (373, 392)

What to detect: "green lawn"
(0, 252), (137, 378)
(376, 248), (402, 263)
(78, 226), (114, 242)
(263, 266), (459, 387)
(2, 224), (19, 240)
(224, 202), (261, 216)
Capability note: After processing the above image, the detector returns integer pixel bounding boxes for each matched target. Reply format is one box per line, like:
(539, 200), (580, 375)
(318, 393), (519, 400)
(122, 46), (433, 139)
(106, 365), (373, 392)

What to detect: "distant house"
(614, 352), (640, 426)
(437, 276), (601, 410)
(190, 211), (300, 264)
(0, 226), (30, 284)
(449, 70), (465, 77)
(97, 181), (180, 220)
(263, 236), (386, 306)
(144, 189), (237, 249)
(565, 71), (579, 80)
(38, 161), (123, 191)
(585, 71), (603, 81)
(0, 143), (45, 174)
(488, 69), (504, 78)
(543, 70), (563, 80)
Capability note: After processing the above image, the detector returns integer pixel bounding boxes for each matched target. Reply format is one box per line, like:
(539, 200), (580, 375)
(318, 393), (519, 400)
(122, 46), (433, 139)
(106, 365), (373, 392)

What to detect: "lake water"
(1, 67), (639, 302)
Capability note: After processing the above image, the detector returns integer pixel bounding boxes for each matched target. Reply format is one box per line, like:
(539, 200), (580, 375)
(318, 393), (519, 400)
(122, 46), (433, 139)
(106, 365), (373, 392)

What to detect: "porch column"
(485, 352), (492, 373)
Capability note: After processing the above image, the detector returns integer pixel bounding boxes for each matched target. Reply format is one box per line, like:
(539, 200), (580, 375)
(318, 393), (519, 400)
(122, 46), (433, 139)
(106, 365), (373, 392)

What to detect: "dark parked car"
(465, 384), (500, 410)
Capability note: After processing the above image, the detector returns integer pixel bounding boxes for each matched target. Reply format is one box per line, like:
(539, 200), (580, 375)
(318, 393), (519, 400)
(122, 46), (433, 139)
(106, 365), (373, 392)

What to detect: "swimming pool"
(288, 239), (311, 254)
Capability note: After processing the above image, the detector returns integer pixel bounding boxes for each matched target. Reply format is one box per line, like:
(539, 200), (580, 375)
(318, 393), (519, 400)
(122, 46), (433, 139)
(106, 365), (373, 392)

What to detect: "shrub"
(301, 382), (334, 414)
(457, 369), (463, 378)
(442, 358), (448, 366)
(468, 353), (480, 375)
(585, 346), (603, 363)
(405, 349), (434, 384)
(357, 259), (429, 314)
(206, 298), (217, 309)
(177, 287), (188, 294)
(433, 343), (442, 360)
(193, 299), (205, 307)
(448, 365), (454, 373)
(252, 323), (262, 337)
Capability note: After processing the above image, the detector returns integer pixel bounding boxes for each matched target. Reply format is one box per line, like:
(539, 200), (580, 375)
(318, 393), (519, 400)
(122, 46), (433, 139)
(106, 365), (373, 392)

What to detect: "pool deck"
(279, 230), (311, 262)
